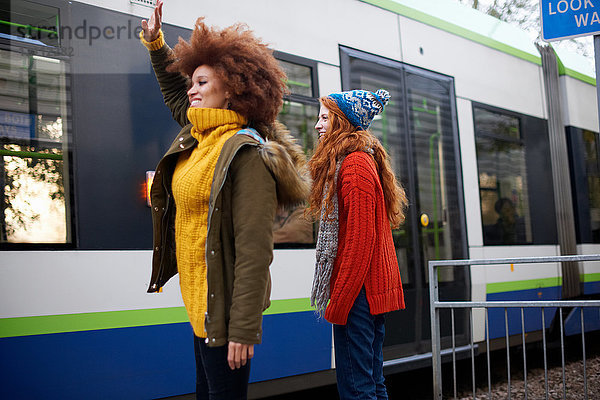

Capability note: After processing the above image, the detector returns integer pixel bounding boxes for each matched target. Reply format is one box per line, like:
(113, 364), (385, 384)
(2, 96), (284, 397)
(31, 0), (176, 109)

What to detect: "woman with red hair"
(140, 2), (308, 399)
(309, 90), (408, 399)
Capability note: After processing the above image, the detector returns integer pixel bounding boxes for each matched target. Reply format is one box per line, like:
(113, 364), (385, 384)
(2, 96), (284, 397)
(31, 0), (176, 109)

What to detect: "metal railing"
(429, 254), (600, 399)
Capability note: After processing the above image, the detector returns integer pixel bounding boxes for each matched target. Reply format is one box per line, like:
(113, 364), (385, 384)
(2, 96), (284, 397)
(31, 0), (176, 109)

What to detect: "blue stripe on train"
(486, 286), (560, 339)
(252, 311), (332, 382)
(0, 311), (331, 399)
(486, 282), (600, 339)
(564, 281), (600, 335)
(583, 280), (600, 296)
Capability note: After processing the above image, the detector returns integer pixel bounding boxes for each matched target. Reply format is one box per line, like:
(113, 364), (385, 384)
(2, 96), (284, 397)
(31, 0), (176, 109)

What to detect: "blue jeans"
(333, 288), (387, 400)
(193, 335), (250, 400)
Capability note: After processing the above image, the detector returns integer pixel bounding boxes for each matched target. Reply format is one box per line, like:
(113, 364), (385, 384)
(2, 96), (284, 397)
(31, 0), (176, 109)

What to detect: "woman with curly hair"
(309, 90), (408, 399)
(140, 2), (308, 398)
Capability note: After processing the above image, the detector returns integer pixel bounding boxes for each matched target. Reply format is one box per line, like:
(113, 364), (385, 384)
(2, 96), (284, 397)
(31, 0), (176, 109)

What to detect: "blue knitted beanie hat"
(328, 89), (390, 129)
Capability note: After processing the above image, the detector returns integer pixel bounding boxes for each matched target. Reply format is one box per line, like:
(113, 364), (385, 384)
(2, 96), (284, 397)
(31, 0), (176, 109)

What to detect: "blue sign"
(0, 110), (34, 140)
(540, 0), (600, 41)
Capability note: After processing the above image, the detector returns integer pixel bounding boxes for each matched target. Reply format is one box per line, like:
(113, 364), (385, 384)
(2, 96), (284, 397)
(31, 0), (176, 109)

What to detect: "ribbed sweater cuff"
(324, 302), (352, 325)
(367, 287), (405, 315)
(325, 287), (405, 325)
(140, 29), (165, 51)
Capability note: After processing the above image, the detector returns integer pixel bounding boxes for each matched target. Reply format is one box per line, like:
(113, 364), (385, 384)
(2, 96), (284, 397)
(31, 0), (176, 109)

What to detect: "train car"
(0, 0), (598, 398)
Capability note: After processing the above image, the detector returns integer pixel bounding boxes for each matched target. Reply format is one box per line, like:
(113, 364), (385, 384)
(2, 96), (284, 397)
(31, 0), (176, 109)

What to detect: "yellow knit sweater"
(172, 107), (247, 337)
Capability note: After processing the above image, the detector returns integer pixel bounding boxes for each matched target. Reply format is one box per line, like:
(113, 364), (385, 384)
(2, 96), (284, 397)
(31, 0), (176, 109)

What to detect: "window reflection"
(272, 207), (314, 245)
(474, 106), (532, 245)
(3, 144), (66, 242)
(346, 59), (410, 284)
(0, 49), (70, 244)
(404, 72), (464, 284)
(273, 89), (318, 247)
(279, 100), (317, 155)
(279, 60), (313, 97)
(0, 1), (60, 47)
(582, 129), (600, 242)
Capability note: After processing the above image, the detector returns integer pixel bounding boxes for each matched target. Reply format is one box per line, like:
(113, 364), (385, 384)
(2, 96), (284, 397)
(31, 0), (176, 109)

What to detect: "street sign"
(540, 0), (600, 41)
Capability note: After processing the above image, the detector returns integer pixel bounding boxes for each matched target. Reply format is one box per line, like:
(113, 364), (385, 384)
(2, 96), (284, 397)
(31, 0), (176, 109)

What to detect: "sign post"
(540, 0), (600, 130)
(539, 1), (598, 295)
(596, 34), (600, 131)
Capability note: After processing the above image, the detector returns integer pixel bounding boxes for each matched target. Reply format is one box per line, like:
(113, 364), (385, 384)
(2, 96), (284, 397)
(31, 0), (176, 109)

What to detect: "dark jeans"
(193, 335), (251, 400)
(333, 288), (387, 400)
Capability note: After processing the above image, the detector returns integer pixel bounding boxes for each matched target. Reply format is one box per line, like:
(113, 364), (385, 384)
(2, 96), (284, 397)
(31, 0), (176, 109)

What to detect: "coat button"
(155, 246), (159, 251)
(210, 250), (215, 256)
(179, 144), (184, 149)
(211, 338), (216, 343)
(205, 338), (209, 344)
(154, 207), (158, 212)
(210, 293), (215, 298)
(179, 137), (184, 141)
(215, 207), (219, 212)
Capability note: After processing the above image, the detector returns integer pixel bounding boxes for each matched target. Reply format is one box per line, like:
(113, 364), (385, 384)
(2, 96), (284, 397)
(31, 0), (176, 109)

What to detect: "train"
(0, 0), (598, 398)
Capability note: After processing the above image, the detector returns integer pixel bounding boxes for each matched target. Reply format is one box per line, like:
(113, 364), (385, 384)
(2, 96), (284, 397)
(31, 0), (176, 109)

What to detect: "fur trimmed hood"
(257, 121), (311, 209)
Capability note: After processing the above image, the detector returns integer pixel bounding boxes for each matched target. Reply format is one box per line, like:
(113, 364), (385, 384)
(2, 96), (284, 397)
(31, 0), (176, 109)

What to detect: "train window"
(404, 70), (465, 283)
(582, 129), (600, 242)
(474, 106), (532, 246)
(279, 100), (318, 154)
(568, 126), (600, 243)
(0, 1), (60, 47)
(0, 49), (72, 245)
(272, 54), (319, 248)
(280, 60), (313, 97)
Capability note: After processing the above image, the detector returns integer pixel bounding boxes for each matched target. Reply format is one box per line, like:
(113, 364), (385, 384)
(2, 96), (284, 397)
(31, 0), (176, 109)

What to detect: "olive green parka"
(146, 43), (309, 347)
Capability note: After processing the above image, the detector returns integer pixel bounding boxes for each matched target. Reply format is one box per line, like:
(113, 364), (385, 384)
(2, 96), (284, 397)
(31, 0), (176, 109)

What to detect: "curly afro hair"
(167, 17), (288, 127)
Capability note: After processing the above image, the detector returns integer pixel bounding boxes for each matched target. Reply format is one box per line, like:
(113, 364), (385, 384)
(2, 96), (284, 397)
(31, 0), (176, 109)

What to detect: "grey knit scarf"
(311, 156), (345, 317)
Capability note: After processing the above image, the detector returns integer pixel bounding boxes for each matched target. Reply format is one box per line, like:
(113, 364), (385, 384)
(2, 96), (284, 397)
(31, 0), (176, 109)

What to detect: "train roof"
(363, 0), (596, 86)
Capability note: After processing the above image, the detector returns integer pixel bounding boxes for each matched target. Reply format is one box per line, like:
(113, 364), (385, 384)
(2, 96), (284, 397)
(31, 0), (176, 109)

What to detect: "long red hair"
(307, 97), (407, 228)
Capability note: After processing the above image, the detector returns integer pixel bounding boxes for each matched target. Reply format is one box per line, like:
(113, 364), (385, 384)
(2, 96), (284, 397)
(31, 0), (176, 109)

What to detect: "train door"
(340, 47), (470, 358)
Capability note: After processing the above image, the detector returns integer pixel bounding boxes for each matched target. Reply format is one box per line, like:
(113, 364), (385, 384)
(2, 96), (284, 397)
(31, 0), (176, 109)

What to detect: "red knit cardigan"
(324, 151), (405, 325)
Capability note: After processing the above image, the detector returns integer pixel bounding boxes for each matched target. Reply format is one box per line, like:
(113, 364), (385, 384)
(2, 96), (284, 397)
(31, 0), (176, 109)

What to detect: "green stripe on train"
(582, 273), (600, 282)
(263, 297), (312, 315)
(361, 0), (595, 85)
(486, 273), (600, 294)
(486, 277), (562, 294)
(361, 0), (540, 65)
(0, 298), (313, 339)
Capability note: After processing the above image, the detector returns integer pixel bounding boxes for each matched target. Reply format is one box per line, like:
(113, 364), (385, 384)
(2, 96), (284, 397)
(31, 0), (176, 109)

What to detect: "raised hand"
(141, 0), (163, 42)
